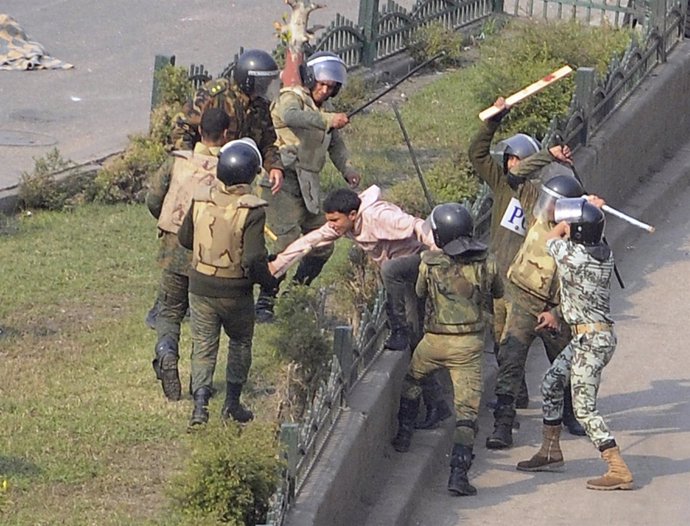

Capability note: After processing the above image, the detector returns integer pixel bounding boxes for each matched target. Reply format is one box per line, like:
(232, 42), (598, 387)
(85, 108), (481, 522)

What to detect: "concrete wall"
(577, 41), (690, 207)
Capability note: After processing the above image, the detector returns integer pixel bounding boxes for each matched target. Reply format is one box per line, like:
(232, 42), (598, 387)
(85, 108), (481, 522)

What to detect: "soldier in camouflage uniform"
(468, 96), (574, 410)
(146, 108), (231, 401)
(178, 139), (278, 428)
(170, 49), (284, 188)
(486, 174), (590, 450)
(391, 203), (503, 497)
(517, 198), (634, 491)
(470, 98), (585, 437)
(255, 51), (361, 323)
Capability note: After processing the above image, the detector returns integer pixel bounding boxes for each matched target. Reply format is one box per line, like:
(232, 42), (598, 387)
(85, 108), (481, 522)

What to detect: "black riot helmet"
(426, 203), (487, 256)
(234, 49), (280, 100)
(301, 51), (347, 97)
(555, 198), (606, 246)
(217, 138), (263, 186)
(534, 174), (585, 221)
(497, 133), (541, 172)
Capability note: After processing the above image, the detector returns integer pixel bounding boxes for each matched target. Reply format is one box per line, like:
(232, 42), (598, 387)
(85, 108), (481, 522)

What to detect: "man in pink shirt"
(270, 185), (452, 427)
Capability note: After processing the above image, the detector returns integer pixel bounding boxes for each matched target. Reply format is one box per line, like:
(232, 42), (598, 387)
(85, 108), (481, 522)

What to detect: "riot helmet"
(496, 133), (541, 172)
(217, 138), (263, 186)
(234, 49), (281, 100)
(302, 51), (347, 96)
(554, 198), (606, 246)
(426, 203), (487, 256)
(533, 174), (584, 222)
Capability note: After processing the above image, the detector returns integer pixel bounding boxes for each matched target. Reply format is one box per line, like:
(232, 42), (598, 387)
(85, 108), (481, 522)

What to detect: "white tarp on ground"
(0, 14), (73, 71)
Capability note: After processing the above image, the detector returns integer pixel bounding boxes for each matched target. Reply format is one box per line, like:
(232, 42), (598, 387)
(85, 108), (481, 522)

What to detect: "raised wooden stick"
(479, 65), (573, 121)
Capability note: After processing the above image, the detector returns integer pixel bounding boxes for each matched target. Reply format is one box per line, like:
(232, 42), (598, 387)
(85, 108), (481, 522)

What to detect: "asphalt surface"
(406, 142), (690, 525)
(0, 0), (369, 190)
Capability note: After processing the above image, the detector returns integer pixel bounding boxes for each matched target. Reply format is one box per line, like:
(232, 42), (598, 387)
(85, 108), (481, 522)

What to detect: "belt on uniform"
(572, 322), (614, 335)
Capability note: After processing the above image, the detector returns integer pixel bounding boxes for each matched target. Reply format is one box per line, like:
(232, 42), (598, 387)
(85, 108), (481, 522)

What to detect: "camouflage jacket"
(547, 239), (614, 326)
(468, 120), (559, 276)
(146, 143), (220, 275)
(417, 250), (503, 335)
(170, 78), (282, 173)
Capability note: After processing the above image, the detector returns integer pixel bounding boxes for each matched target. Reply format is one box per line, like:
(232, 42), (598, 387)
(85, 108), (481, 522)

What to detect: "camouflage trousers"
(403, 332), (484, 447)
(494, 284), (572, 401)
(189, 292), (255, 394)
(156, 269), (189, 345)
(492, 296), (507, 345)
(542, 330), (617, 448)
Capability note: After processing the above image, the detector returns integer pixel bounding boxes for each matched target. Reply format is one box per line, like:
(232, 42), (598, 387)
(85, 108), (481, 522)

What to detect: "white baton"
(602, 204), (655, 233)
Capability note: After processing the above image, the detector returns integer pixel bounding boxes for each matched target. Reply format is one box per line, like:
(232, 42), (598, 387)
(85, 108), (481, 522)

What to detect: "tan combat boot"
(586, 446), (634, 490)
(516, 423), (564, 472)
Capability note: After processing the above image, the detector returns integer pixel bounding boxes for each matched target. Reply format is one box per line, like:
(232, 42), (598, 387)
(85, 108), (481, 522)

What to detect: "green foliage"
(271, 285), (331, 418)
(0, 479), (11, 515)
(154, 64), (193, 107)
(171, 422), (281, 525)
(467, 19), (632, 139)
(409, 22), (465, 67)
(18, 148), (74, 210)
(385, 153), (480, 217)
(89, 135), (167, 204)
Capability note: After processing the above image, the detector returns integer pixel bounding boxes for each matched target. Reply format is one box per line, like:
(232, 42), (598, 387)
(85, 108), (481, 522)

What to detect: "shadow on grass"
(0, 456), (42, 478)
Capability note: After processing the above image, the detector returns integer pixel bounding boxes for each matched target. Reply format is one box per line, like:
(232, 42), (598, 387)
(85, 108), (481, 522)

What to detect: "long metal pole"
(392, 103), (435, 210)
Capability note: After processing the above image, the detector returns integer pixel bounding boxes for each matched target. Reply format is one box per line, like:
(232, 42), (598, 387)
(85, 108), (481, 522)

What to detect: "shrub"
(89, 135), (167, 204)
(171, 422), (281, 525)
(18, 148), (74, 210)
(271, 285), (332, 419)
(409, 22), (465, 67)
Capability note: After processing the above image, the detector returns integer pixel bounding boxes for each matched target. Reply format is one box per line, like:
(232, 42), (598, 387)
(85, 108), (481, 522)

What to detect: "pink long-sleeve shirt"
(269, 185), (437, 277)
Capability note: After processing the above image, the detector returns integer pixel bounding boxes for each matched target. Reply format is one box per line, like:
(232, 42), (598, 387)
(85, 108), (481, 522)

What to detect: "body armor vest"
(158, 151), (218, 234)
(191, 184), (267, 278)
(422, 251), (486, 335)
(507, 219), (558, 302)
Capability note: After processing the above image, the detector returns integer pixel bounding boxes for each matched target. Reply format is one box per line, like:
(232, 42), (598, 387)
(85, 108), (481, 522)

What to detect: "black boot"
(563, 388), (586, 436)
(515, 377), (529, 409)
(145, 298), (160, 330)
(189, 386), (212, 428)
(221, 382), (254, 423)
(448, 444), (477, 496)
(391, 397), (420, 452)
(384, 326), (410, 351)
(255, 289), (276, 324)
(416, 375), (452, 429)
(152, 336), (181, 401)
(486, 399), (516, 450)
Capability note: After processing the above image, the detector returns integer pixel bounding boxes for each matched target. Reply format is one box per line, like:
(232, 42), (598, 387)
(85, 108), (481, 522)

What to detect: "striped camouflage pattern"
(0, 14), (73, 70)
(542, 330), (617, 448)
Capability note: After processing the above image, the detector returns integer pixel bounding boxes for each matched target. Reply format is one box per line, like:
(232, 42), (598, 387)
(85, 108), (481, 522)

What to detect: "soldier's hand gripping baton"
(392, 103), (435, 210)
(347, 52), (444, 119)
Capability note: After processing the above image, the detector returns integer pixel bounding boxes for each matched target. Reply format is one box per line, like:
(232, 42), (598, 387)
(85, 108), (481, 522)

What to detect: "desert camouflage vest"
(422, 251), (486, 335)
(507, 219), (558, 302)
(271, 87), (332, 173)
(191, 184), (267, 278)
(157, 151), (218, 234)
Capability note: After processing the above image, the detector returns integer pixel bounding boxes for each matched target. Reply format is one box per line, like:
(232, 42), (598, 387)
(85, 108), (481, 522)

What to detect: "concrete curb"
(284, 350), (409, 526)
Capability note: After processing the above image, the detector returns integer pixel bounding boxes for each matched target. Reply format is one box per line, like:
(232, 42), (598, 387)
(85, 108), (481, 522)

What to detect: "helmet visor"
(251, 74), (281, 101)
(533, 184), (563, 222)
(309, 56), (347, 86)
(554, 197), (586, 224)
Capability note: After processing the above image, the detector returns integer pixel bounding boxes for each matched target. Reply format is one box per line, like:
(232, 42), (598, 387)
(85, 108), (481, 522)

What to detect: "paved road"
(408, 144), (690, 525)
(0, 0), (366, 190)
